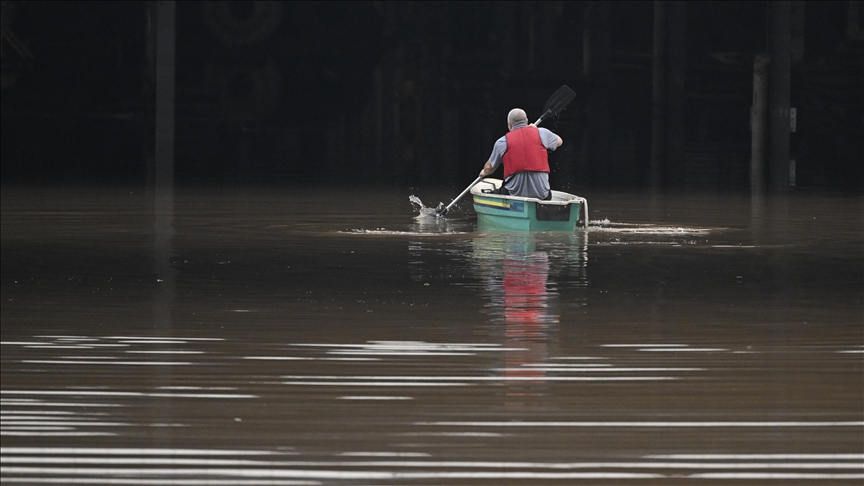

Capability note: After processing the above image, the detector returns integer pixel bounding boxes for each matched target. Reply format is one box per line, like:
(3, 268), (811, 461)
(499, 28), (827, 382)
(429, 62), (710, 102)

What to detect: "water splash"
(409, 195), (442, 220)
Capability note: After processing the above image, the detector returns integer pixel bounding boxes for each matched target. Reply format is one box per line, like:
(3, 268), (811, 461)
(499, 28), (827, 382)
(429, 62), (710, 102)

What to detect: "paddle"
(434, 85), (577, 217)
(534, 84), (576, 125)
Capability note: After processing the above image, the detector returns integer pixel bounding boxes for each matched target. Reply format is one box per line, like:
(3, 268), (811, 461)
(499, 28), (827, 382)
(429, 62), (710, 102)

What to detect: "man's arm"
(538, 127), (562, 150)
(479, 137), (507, 177)
(479, 161), (496, 178)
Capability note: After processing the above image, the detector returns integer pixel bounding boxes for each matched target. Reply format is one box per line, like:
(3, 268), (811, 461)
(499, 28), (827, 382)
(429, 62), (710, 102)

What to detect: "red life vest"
(502, 126), (550, 180)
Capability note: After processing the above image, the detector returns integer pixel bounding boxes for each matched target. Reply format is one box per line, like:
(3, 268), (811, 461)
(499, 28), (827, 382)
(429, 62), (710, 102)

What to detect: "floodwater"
(1, 186), (862, 485)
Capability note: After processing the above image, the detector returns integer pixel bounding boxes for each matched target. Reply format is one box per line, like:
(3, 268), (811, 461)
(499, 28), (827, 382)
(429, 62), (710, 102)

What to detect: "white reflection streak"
(371, 340), (502, 347)
(56, 357), (115, 360)
(1, 342), (52, 346)
(282, 376), (677, 382)
(338, 396), (413, 400)
(0, 401), (123, 408)
(293, 342), (520, 353)
(647, 454), (864, 460)
(640, 348), (728, 352)
(419, 421), (864, 427)
(523, 363), (612, 367)
(339, 452), (430, 457)
(1, 411), (101, 416)
(294, 342), (501, 348)
(4, 466), (859, 481)
(6, 459), (859, 470)
(21, 361), (192, 366)
(117, 341), (186, 345)
(2, 418), (96, 423)
(550, 356), (609, 360)
(244, 357), (380, 361)
(1, 421), (130, 427)
(283, 382), (466, 387)
(104, 337), (224, 341)
(290, 344), (380, 348)
(1, 448), (291, 456)
(126, 351), (205, 355)
(0, 432), (115, 437)
(493, 367), (702, 372)
(0, 468), (662, 479)
(0, 458), (295, 466)
(692, 473), (864, 479)
(157, 387), (237, 391)
(33, 336), (88, 339)
(5, 457), (861, 470)
(327, 351), (475, 356)
(0, 480), (319, 485)
(23, 346), (91, 350)
(602, 344), (689, 348)
(400, 432), (505, 437)
(243, 357), (308, 360)
(321, 357), (382, 361)
(2, 391), (256, 399)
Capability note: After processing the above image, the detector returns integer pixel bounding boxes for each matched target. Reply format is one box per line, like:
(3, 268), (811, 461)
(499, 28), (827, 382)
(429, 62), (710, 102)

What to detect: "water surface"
(2, 187), (862, 484)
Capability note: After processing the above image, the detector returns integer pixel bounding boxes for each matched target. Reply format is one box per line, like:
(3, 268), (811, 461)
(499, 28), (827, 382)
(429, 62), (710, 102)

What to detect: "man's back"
(478, 109), (563, 200)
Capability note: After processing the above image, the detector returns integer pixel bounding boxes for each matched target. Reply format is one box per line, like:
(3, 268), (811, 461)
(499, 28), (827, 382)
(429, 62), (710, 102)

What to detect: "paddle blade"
(537, 85), (576, 124)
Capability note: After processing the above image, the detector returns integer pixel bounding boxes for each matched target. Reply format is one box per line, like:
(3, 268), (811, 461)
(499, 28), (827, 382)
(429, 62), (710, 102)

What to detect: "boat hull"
(471, 179), (588, 231)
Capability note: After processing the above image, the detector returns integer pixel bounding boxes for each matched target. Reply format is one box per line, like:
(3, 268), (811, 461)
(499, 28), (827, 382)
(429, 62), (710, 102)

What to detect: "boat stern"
(471, 178), (588, 231)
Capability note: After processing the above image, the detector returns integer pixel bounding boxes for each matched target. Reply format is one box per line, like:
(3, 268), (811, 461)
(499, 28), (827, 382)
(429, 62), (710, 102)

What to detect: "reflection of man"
(478, 108), (563, 200)
(503, 254), (551, 335)
(501, 251), (551, 399)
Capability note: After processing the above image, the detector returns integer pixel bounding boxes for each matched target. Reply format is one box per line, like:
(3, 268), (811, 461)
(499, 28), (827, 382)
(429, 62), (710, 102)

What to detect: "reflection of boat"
(475, 233), (553, 398)
(470, 232), (588, 400)
(471, 178), (589, 231)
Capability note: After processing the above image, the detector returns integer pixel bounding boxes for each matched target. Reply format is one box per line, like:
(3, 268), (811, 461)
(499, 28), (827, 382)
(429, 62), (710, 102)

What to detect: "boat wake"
(587, 219), (720, 246)
(588, 219), (713, 236)
(344, 228), (467, 237)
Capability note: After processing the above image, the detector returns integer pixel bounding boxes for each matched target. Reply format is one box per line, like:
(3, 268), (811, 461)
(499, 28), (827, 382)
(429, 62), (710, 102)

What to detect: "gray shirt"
(487, 123), (560, 199)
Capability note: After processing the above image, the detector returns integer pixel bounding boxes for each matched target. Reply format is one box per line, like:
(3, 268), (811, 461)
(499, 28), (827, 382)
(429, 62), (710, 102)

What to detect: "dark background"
(1, 1), (861, 192)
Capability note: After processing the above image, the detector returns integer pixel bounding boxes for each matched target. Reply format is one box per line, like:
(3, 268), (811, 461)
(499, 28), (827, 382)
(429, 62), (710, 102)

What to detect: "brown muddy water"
(1, 186), (862, 485)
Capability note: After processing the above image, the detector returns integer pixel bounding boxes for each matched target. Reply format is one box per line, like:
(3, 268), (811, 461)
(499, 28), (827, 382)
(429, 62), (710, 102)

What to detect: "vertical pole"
(666, 1), (686, 190)
(582, 2), (610, 187)
(373, 67), (384, 181)
(650, 1), (666, 191)
(152, 1), (176, 331)
(849, 0), (863, 41)
(768, 1), (791, 190)
(154, 0), (175, 196)
(791, 1), (806, 65)
(581, 5), (593, 187)
(527, 3), (536, 71)
(596, 2), (610, 186)
(750, 54), (769, 195)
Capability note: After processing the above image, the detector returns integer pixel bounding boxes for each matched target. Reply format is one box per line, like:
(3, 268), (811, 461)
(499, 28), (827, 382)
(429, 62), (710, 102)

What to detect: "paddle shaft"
(443, 176), (482, 214)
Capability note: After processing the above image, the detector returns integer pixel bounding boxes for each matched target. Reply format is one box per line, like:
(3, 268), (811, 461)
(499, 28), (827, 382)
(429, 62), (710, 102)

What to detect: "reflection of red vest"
(503, 126), (550, 179)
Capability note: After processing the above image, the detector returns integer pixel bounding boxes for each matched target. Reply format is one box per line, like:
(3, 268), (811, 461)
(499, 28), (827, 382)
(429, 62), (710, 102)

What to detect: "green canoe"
(471, 178), (589, 231)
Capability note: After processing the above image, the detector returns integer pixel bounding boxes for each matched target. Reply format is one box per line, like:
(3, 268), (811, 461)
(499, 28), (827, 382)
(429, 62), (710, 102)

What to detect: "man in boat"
(478, 108), (563, 200)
